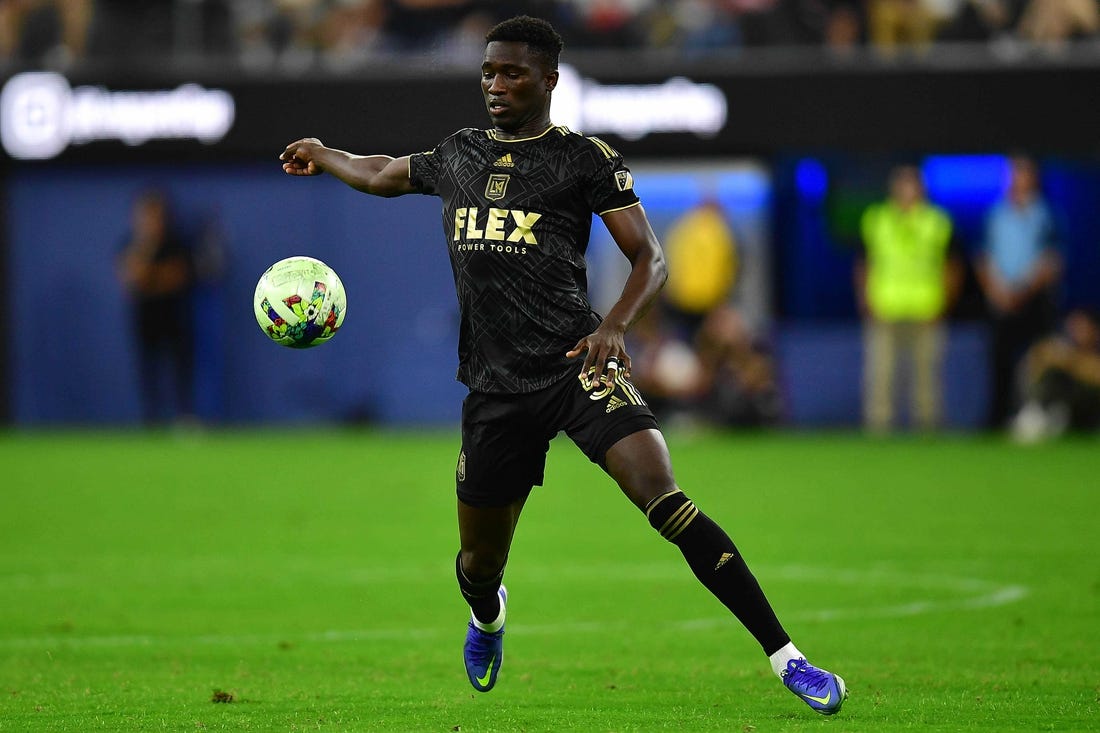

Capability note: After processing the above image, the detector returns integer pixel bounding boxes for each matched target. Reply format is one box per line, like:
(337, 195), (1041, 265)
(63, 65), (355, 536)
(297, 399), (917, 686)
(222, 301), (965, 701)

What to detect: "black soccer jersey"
(409, 125), (640, 394)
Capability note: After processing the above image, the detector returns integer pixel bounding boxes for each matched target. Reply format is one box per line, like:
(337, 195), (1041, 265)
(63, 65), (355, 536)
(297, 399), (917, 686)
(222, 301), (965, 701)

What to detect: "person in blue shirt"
(975, 155), (1062, 429)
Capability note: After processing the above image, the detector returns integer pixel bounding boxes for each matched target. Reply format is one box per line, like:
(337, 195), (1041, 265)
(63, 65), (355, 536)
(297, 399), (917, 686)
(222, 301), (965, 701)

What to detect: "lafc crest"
(485, 174), (510, 201)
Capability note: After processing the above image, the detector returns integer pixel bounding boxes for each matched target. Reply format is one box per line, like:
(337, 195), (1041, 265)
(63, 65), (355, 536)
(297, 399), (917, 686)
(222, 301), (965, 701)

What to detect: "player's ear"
(544, 69), (558, 93)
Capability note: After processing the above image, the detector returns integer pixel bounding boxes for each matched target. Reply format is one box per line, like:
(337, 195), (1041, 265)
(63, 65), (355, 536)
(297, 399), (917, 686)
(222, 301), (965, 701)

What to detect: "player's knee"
(619, 468), (678, 512)
(605, 431), (677, 509)
(458, 548), (507, 584)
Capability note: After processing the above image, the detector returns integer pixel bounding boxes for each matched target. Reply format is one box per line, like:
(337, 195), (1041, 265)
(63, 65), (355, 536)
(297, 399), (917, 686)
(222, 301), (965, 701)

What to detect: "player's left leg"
(604, 429), (847, 715)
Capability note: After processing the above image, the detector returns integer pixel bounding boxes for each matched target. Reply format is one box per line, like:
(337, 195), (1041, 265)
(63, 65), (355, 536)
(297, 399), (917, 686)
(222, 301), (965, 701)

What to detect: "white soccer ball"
(254, 256), (346, 348)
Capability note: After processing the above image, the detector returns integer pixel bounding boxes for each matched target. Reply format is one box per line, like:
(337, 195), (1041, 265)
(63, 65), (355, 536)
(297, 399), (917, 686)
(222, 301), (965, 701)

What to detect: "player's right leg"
(457, 498), (523, 692)
(454, 390), (550, 692)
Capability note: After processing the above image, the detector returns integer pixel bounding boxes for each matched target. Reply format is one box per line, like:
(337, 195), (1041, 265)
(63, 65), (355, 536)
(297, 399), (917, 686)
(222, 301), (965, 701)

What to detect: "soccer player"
(280, 15), (847, 715)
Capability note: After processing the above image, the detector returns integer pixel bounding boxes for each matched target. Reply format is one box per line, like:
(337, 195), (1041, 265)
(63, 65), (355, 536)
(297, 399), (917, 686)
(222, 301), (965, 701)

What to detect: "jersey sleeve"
(581, 136), (641, 215)
(408, 148), (442, 196)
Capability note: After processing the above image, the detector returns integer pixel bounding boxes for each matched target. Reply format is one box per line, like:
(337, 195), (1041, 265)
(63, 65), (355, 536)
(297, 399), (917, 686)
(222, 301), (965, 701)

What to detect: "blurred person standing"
(856, 164), (962, 433)
(117, 189), (196, 426)
(662, 198), (739, 335)
(975, 154), (1061, 429)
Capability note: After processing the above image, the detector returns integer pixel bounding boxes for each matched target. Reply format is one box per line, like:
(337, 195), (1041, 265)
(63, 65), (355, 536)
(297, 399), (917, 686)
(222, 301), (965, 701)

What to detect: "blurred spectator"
(737, 0), (828, 47)
(0, 0), (91, 67)
(316, 0), (388, 69)
(823, 1), (866, 54)
(383, 0), (485, 51)
(85, 1), (175, 62)
(642, 0), (743, 52)
(627, 303), (782, 428)
(694, 304), (783, 426)
(866, 0), (940, 55)
(855, 164), (963, 433)
(975, 154), (1062, 429)
(568, 0), (649, 48)
(1010, 308), (1100, 442)
(427, 6), (496, 63)
(632, 197), (783, 427)
(936, 0), (1013, 42)
(1016, 0), (1098, 47)
(116, 189), (197, 426)
(3, 0), (1099, 71)
(661, 199), (739, 334)
(233, 0), (327, 72)
(628, 305), (707, 421)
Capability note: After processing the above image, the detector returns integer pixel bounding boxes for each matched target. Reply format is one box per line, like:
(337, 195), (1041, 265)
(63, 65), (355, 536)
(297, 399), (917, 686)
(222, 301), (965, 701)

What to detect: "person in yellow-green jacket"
(855, 164), (963, 433)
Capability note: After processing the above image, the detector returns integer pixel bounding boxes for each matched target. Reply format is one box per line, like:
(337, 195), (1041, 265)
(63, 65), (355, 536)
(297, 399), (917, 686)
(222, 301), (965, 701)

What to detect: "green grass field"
(1, 429), (1096, 732)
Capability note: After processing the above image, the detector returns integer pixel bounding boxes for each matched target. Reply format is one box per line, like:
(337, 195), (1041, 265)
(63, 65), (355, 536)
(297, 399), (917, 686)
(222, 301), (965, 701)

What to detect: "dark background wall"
(3, 60), (1098, 427)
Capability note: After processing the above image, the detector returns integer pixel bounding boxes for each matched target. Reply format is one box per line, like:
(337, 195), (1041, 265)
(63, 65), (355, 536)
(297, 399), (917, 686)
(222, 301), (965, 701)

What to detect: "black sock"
(456, 552), (504, 625)
(646, 489), (790, 655)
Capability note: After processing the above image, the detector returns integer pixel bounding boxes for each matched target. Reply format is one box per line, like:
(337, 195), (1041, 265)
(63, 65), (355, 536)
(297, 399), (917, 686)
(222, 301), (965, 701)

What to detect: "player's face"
(481, 41), (557, 137)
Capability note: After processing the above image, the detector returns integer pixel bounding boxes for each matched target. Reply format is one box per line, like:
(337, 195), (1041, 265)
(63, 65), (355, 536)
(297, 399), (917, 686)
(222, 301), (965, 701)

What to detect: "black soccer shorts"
(456, 368), (659, 508)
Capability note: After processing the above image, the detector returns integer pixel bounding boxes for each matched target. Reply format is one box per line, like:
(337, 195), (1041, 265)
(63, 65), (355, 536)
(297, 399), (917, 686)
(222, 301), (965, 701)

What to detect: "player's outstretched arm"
(280, 138), (416, 197)
(568, 204), (667, 387)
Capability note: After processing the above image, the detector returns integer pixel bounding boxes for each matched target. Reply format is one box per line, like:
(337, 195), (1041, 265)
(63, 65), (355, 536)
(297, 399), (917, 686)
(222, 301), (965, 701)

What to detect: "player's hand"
(567, 325), (631, 390)
(280, 138), (326, 176)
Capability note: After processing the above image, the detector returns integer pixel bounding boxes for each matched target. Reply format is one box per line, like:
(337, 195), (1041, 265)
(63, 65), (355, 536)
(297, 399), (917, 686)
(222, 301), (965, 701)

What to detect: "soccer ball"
(254, 256), (346, 348)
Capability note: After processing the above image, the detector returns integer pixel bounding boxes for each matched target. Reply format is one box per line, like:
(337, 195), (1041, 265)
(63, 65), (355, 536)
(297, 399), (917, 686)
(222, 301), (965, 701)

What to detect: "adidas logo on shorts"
(606, 395), (628, 413)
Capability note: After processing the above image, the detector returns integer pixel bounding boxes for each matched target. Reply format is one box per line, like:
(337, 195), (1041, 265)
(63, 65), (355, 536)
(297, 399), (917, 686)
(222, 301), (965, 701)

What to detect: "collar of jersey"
(486, 124), (558, 143)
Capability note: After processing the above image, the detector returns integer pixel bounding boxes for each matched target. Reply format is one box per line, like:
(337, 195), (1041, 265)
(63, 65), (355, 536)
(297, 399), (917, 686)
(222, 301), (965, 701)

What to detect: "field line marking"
(0, 567), (1028, 650)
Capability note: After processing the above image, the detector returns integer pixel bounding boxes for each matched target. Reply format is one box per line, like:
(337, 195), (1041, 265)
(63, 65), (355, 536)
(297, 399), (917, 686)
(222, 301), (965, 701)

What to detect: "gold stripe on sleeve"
(597, 201), (641, 216)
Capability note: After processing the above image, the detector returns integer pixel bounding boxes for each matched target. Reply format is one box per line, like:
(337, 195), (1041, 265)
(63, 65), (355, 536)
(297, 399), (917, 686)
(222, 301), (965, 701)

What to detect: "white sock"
(769, 642), (806, 679)
(470, 592), (506, 633)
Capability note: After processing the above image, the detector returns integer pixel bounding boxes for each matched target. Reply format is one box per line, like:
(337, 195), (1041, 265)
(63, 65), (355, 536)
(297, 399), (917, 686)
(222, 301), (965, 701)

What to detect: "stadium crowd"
(1, 0), (1098, 72)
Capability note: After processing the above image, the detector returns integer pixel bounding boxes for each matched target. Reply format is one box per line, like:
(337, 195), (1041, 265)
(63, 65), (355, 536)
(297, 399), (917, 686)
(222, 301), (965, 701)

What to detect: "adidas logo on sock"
(715, 552), (735, 570)
(492, 153), (515, 168)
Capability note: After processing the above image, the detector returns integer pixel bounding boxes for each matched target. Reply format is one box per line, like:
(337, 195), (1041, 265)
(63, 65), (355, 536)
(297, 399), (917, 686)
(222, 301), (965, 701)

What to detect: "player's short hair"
(485, 15), (563, 70)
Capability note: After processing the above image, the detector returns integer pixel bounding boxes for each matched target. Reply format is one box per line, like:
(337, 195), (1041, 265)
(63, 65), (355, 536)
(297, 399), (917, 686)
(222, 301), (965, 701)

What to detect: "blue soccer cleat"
(463, 585), (507, 692)
(781, 658), (848, 715)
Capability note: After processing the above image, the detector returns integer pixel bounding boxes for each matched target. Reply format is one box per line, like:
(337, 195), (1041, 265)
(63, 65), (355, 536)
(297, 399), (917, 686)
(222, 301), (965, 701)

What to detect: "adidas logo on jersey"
(492, 153), (515, 168)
